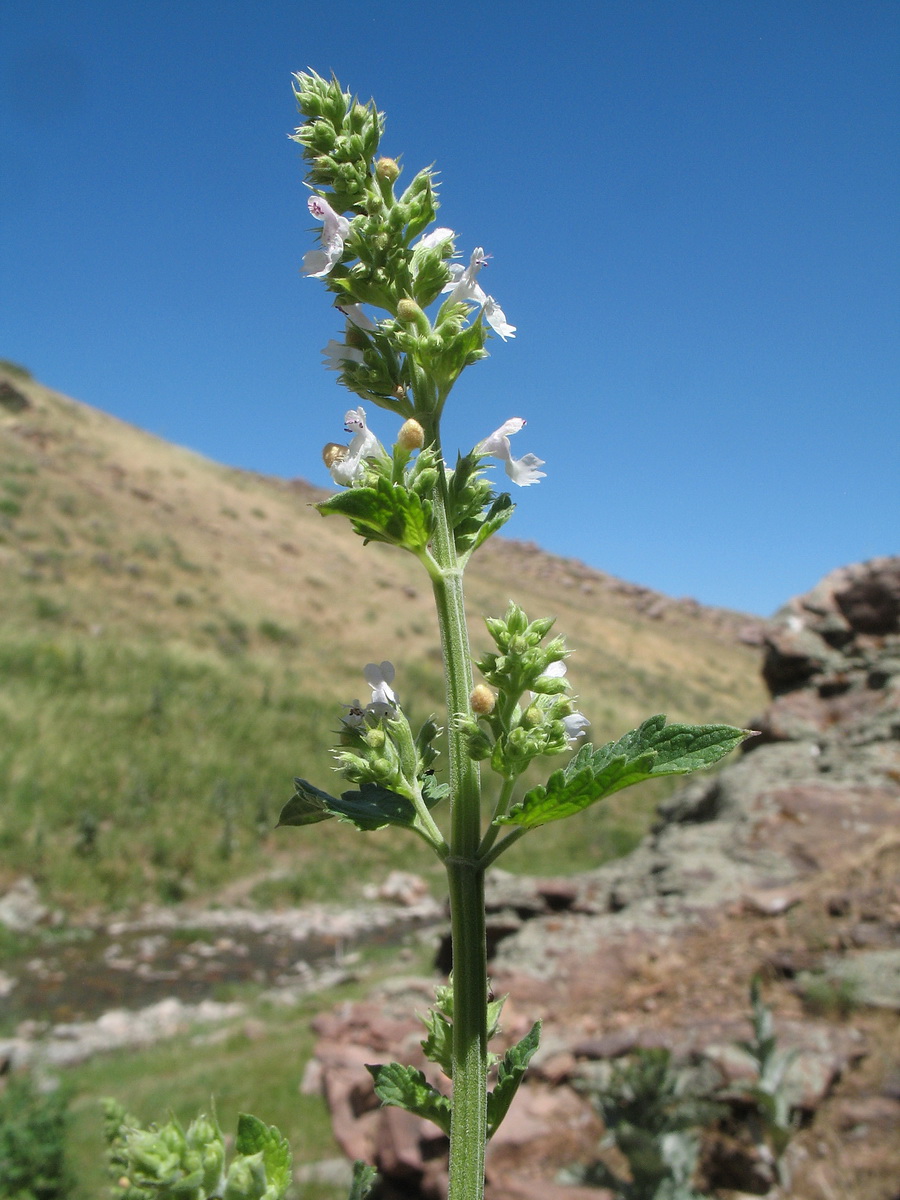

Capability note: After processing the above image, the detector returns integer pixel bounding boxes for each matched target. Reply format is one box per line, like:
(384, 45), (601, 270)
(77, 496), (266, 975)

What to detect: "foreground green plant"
(102, 1102), (297, 1200)
(0, 1072), (72, 1200)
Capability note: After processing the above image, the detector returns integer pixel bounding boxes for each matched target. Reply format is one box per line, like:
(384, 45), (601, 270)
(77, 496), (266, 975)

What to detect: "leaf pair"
(367, 1018), (541, 1139)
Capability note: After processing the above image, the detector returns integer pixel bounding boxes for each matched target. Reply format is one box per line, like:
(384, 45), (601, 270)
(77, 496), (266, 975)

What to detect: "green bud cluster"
(103, 1103), (292, 1200)
(460, 603), (584, 777)
(291, 72), (383, 213)
(478, 603), (567, 695)
(333, 709), (442, 809)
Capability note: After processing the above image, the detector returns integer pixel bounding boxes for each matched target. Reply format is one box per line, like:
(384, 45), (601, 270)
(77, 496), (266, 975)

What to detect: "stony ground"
(308, 558), (900, 1200)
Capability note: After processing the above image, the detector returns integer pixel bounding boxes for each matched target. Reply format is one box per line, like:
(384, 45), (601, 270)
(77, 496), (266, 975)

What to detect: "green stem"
(476, 776), (516, 860)
(423, 418), (488, 1200)
(479, 826), (527, 871)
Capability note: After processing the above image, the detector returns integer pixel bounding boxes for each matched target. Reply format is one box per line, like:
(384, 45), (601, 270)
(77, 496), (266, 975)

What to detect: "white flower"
(322, 339), (364, 371)
(323, 305), (375, 371)
(340, 662), (398, 728)
(441, 246), (516, 340)
(363, 661), (397, 717)
(533, 662), (589, 745)
(338, 303), (376, 330)
(482, 297), (515, 340)
(303, 194), (351, 278)
(328, 406), (385, 486)
(413, 227), (456, 252)
(476, 417), (546, 486)
(562, 711), (590, 744)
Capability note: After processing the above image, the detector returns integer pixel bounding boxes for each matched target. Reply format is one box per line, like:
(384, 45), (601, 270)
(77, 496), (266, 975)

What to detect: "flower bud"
(397, 419), (425, 451)
(522, 704), (544, 729)
(469, 684), (496, 715)
(322, 443), (348, 469)
(397, 298), (424, 323)
(375, 156), (400, 182)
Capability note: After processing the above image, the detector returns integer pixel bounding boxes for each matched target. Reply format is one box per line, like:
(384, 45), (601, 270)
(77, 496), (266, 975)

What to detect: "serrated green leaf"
(347, 1161), (377, 1200)
(330, 782), (418, 830)
(467, 493), (515, 555)
(317, 477), (431, 551)
(421, 773), (449, 808)
(487, 1020), (541, 1137)
(235, 1114), (292, 1195)
(366, 1062), (451, 1135)
(279, 779), (417, 832)
(500, 717), (750, 829)
(277, 779), (337, 827)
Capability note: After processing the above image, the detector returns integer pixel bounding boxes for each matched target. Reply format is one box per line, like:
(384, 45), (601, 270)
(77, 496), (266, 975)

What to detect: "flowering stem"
(423, 418), (488, 1200)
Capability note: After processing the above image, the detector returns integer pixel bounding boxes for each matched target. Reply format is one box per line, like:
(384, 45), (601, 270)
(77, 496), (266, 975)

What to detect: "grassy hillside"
(0, 366), (766, 913)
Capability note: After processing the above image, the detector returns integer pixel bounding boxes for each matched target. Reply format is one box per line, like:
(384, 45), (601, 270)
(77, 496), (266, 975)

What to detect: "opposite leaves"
(498, 715), (750, 830)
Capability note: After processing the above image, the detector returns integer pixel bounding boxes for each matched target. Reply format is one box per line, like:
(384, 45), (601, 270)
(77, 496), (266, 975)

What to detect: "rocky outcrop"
(309, 558), (900, 1198)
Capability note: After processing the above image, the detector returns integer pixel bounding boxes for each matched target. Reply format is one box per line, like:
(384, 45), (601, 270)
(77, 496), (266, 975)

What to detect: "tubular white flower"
(476, 418), (546, 486)
(328, 406), (386, 486)
(363, 661), (397, 717)
(562, 711), (590, 744)
(441, 247), (516, 340)
(413, 227), (456, 252)
(322, 339), (365, 371)
(303, 194), (351, 278)
(338, 303), (377, 330)
(482, 297), (516, 340)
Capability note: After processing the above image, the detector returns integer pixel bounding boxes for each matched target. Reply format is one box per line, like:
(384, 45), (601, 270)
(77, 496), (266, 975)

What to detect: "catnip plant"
(277, 71), (751, 1200)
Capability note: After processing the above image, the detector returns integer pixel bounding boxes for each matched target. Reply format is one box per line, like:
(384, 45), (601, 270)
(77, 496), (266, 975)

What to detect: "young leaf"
(347, 1161), (377, 1200)
(235, 1114), (292, 1195)
(366, 1062), (451, 1135)
(420, 1006), (454, 1078)
(499, 717), (750, 829)
(486, 1020), (541, 1137)
(466, 492), (515, 556)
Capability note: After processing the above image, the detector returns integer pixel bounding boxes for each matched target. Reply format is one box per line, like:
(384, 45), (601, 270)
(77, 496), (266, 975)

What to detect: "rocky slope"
(308, 557), (900, 1199)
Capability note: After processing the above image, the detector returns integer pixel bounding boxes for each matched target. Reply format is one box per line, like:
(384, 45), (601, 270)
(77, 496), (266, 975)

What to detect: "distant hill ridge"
(0, 366), (766, 909)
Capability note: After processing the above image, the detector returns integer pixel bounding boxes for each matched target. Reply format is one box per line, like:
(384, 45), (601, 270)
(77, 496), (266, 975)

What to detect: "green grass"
(0, 631), (707, 914)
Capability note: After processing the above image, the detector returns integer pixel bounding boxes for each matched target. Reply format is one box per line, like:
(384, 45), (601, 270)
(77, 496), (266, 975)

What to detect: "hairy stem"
(424, 418), (488, 1200)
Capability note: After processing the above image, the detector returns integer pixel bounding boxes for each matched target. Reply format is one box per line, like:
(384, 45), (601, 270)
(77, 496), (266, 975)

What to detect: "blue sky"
(2, 1), (897, 616)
